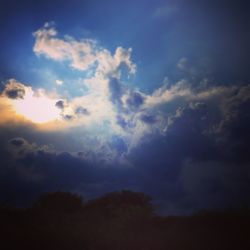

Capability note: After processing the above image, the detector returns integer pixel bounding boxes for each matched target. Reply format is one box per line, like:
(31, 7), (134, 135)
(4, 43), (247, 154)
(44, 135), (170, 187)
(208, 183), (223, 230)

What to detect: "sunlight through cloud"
(13, 89), (61, 124)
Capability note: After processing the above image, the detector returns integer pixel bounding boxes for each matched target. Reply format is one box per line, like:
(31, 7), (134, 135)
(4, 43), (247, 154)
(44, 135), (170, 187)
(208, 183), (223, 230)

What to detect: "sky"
(0, 0), (249, 214)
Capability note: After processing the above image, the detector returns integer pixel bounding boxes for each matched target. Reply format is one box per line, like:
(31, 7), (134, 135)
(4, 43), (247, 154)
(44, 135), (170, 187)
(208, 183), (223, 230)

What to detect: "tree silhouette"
(32, 191), (83, 213)
(1, 191), (250, 250)
(85, 190), (154, 218)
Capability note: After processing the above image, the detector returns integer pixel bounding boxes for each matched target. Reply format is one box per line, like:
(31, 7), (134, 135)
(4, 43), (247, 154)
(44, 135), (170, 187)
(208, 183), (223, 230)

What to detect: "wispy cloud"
(153, 4), (178, 19)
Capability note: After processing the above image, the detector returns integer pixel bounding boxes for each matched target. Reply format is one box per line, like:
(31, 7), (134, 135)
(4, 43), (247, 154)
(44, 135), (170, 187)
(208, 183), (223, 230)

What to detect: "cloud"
(126, 91), (145, 110)
(109, 77), (123, 103)
(0, 134), (138, 205)
(31, 23), (137, 137)
(33, 23), (136, 76)
(33, 23), (96, 71)
(140, 114), (156, 124)
(144, 79), (192, 107)
(1, 21), (250, 212)
(55, 79), (63, 86)
(9, 137), (27, 147)
(1, 79), (250, 212)
(2, 79), (26, 99)
(75, 106), (89, 116)
(177, 57), (188, 71)
(113, 47), (136, 75)
(55, 100), (64, 109)
(0, 79), (64, 126)
(180, 159), (250, 210)
(209, 85), (250, 163)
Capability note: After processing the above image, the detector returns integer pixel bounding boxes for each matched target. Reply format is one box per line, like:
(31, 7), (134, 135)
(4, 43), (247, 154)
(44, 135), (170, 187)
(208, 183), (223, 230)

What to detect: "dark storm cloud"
(1, 83), (250, 212)
(0, 135), (94, 203)
(180, 159), (250, 211)
(212, 85), (250, 163)
(130, 102), (217, 181)
(0, 136), (140, 206)
(140, 85), (250, 212)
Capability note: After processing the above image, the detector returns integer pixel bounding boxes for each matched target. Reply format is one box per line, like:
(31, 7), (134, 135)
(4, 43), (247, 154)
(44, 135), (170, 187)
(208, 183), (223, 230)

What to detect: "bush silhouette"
(32, 191), (83, 213)
(85, 190), (154, 218)
(1, 190), (250, 250)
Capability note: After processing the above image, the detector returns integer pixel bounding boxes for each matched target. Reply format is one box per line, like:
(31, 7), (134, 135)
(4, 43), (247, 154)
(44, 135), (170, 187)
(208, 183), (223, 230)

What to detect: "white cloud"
(31, 23), (138, 139)
(56, 79), (63, 85)
(177, 57), (188, 71)
(33, 24), (96, 70)
(144, 79), (192, 107)
(33, 23), (136, 77)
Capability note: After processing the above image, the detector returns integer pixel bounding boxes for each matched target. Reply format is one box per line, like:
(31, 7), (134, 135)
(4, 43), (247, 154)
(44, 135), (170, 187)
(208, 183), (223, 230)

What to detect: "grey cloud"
(140, 114), (156, 124)
(116, 115), (128, 129)
(180, 159), (250, 211)
(109, 77), (123, 111)
(5, 89), (25, 99)
(9, 138), (27, 147)
(63, 114), (74, 121)
(2, 79), (26, 99)
(211, 85), (250, 163)
(55, 100), (64, 109)
(75, 106), (89, 116)
(126, 91), (145, 110)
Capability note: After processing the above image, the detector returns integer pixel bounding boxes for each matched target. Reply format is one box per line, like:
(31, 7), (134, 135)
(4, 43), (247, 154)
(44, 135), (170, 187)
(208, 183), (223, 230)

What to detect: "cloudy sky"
(0, 0), (249, 214)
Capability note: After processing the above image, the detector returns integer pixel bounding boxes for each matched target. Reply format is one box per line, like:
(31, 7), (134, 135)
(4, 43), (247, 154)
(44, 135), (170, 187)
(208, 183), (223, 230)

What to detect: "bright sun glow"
(13, 90), (61, 123)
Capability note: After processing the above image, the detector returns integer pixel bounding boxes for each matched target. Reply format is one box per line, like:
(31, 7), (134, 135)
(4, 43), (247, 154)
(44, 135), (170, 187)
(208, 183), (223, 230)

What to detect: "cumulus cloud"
(31, 23), (138, 137)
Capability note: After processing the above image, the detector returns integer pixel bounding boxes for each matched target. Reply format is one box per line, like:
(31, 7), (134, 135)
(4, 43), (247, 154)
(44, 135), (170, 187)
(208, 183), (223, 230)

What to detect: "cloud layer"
(0, 22), (250, 213)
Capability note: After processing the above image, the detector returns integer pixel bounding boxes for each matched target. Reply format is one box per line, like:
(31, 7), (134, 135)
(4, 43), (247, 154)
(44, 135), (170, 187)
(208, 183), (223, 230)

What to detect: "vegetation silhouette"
(32, 191), (83, 213)
(0, 190), (249, 250)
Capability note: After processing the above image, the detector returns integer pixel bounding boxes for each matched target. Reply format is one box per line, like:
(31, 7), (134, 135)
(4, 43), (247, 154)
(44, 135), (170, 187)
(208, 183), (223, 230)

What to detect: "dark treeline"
(0, 190), (249, 250)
